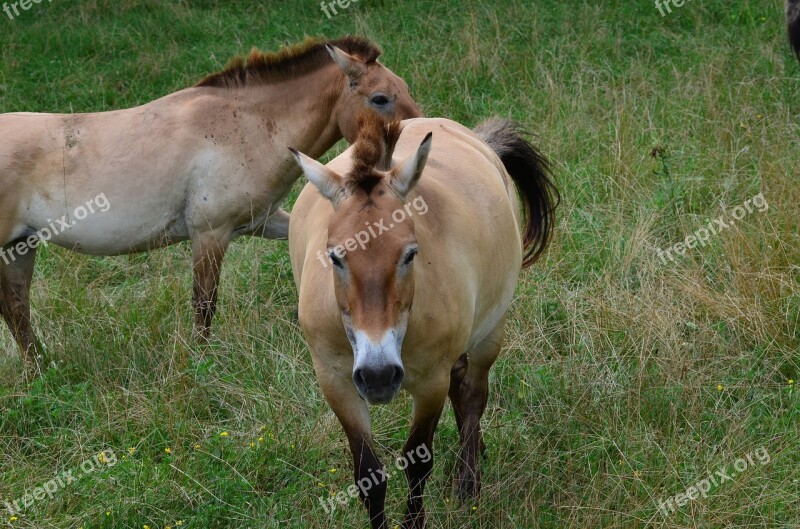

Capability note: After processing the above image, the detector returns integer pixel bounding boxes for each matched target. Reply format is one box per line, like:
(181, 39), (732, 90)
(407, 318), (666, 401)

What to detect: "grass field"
(1, 0), (799, 527)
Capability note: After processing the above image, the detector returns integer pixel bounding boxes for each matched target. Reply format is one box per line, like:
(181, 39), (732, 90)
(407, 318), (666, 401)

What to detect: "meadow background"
(1, 0), (799, 527)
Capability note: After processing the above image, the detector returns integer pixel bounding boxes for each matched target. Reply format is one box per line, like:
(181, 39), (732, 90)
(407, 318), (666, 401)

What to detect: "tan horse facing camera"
(289, 112), (558, 528)
(0, 36), (420, 375)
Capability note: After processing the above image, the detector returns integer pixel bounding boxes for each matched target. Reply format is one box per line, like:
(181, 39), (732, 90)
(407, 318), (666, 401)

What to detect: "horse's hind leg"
(449, 353), (468, 436)
(450, 353), (487, 456)
(191, 229), (231, 340)
(0, 242), (43, 377)
(449, 317), (506, 500)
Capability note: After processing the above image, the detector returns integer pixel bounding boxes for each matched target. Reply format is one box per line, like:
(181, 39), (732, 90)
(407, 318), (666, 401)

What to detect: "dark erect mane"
(196, 36), (382, 88)
(347, 111), (402, 195)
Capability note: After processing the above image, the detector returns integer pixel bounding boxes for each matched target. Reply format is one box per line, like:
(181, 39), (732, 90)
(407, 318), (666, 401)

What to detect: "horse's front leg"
(0, 240), (44, 379)
(191, 229), (231, 340)
(402, 377), (449, 529)
(317, 366), (388, 529)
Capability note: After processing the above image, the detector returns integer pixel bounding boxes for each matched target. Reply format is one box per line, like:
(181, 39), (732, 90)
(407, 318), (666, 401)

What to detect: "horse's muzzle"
(353, 363), (404, 405)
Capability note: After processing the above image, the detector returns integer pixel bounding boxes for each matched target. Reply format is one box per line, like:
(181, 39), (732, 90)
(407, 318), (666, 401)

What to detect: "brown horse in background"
(0, 36), (421, 375)
(289, 112), (558, 528)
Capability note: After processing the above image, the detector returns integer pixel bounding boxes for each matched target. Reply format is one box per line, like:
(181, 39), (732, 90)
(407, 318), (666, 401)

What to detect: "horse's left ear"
(326, 45), (365, 82)
(390, 132), (432, 198)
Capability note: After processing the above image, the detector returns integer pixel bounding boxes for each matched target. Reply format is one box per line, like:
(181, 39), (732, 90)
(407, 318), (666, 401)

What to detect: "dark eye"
(329, 251), (343, 268)
(403, 248), (418, 266)
(370, 94), (390, 106)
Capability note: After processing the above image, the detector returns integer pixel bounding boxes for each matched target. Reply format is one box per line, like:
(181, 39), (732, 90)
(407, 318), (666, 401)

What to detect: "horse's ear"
(326, 45), (365, 81)
(390, 132), (432, 198)
(289, 148), (343, 202)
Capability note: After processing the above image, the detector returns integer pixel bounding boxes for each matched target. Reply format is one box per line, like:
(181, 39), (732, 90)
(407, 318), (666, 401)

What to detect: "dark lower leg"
(449, 354), (468, 434)
(455, 368), (490, 499)
(191, 234), (228, 339)
(402, 405), (443, 529)
(346, 432), (388, 529)
(452, 325), (504, 500)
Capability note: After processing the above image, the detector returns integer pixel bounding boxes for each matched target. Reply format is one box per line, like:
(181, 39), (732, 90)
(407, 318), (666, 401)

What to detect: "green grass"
(1, 0), (799, 527)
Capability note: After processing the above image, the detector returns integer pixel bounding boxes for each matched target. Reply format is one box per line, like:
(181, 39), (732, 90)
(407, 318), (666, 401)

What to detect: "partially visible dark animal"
(788, 0), (800, 59)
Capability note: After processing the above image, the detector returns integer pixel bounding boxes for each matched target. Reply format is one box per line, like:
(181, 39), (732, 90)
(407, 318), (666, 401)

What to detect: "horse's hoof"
(456, 470), (481, 501)
(401, 508), (426, 529)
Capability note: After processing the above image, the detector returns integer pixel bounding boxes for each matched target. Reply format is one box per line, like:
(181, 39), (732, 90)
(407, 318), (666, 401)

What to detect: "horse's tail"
(474, 118), (559, 268)
(788, 0), (800, 59)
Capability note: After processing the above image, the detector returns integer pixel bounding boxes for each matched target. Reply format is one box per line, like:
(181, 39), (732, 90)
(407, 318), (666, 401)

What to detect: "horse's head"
(290, 113), (431, 405)
(326, 43), (422, 143)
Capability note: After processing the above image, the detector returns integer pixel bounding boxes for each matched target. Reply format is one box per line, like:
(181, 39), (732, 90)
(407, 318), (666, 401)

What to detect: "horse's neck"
(230, 67), (345, 159)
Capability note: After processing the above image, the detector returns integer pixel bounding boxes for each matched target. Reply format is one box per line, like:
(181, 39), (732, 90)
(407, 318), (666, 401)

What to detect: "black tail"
(475, 118), (559, 268)
(788, 0), (800, 60)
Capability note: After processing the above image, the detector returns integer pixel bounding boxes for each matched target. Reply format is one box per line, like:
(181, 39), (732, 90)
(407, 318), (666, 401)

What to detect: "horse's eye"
(329, 251), (343, 268)
(403, 248), (418, 266)
(371, 94), (390, 106)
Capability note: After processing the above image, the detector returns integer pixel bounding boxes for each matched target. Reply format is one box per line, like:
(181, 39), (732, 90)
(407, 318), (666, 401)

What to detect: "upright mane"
(348, 111), (402, 194)
(196, 36), (381, 88)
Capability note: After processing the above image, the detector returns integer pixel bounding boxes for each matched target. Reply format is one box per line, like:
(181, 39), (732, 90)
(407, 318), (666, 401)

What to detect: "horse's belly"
(26, 209), (188, 256)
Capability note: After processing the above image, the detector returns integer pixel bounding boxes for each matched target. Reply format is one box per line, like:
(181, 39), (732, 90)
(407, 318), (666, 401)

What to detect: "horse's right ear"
(326, 45), (365, 82)
(289, 148), (343, 203)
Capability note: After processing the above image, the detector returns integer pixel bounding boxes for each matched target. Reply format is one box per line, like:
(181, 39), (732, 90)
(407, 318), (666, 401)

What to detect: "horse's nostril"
(391, 366), (404, 387)
(353, 368), (367, 389)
